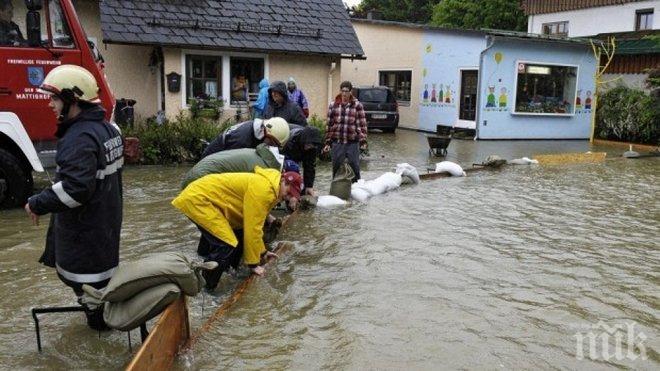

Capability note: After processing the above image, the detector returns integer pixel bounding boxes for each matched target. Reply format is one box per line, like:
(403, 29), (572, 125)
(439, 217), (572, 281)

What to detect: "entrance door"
(459, 70), (478, 122)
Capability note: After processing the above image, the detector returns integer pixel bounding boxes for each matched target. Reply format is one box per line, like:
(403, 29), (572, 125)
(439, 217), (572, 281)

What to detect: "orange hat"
(282, 171), (302, 199)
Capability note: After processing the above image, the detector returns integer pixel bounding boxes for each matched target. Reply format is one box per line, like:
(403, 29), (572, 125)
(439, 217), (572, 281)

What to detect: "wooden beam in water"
(182, 241), (293, 351)
(534, 152), (607, 165)
(125, 295), (189, 371)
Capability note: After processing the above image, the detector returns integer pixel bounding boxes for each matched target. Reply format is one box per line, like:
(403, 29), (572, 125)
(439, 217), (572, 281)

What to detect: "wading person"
(322, 81), (367, 182)
(24, 65), (123, 330)
(201, 117), (290, 158)
(171, 168), (302, 290)
(282, 124), (322, 201)
(264, 80), (307, 126)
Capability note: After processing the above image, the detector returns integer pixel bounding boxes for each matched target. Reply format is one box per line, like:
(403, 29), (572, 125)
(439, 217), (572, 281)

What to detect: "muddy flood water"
(0, 130), (658, 370)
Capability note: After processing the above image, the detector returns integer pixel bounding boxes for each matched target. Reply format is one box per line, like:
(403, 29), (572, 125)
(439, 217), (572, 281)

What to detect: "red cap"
(282, 171), (302, 199)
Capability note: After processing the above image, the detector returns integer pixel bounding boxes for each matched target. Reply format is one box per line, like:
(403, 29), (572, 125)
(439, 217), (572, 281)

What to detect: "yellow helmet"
(263, 117), (290, 146)
(39, 65), (100, 103)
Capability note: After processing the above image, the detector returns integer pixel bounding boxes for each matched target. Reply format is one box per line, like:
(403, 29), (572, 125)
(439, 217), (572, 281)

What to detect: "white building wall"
(527, 0), (660, 36)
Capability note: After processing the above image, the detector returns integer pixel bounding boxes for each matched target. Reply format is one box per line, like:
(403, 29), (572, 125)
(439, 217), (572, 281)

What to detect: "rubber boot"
(85, 304), (111, 331)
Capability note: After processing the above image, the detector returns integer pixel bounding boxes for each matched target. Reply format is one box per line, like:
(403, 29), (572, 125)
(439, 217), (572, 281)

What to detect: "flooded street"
(0, 130), (658, 370)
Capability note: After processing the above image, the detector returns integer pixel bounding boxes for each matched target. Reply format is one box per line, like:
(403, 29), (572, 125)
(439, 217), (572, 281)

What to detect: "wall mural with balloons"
(483, 51), (509, 112)
(418, 32), (486, 131)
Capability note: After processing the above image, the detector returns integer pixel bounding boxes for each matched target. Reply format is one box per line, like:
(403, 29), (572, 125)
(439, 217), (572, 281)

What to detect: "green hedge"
(596, 86), (659, 145)
(122, 114), (235, 164)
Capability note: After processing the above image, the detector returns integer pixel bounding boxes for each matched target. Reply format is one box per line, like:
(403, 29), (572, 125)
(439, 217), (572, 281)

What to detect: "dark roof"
(520, 0), (646, 16)
(99, 0), (364, 57)
(484, 29), (598, 46)
(592, 30), (660, 54)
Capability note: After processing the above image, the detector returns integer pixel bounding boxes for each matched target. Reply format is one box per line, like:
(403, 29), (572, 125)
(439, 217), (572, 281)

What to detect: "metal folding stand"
(31, 306), (86, 352)
(31, 306), (149, 352)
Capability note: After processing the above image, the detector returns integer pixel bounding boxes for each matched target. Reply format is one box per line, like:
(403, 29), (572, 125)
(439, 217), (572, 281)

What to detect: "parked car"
(352, 86), (399, 133)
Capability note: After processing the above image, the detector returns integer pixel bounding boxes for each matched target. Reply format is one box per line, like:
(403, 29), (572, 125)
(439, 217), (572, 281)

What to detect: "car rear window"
(356, 89), (395, 103)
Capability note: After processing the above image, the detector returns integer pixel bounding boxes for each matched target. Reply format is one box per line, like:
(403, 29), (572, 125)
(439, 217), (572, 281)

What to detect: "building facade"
(344, 20), (598, 140)
(33, 0), (364, 121)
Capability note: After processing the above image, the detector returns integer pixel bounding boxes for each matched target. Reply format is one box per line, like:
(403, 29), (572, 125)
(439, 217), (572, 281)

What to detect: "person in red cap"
(172, 167), (302, 290)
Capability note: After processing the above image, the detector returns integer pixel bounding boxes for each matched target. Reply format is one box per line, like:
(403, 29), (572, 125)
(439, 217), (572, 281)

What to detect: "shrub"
(308, 113), (327, 139)
(596, 86), (659, 145)
(122, 113), (236, 164)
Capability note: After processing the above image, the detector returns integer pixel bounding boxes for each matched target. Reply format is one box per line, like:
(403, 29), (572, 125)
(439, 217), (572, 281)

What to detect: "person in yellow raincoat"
(172, 166), (302, 290)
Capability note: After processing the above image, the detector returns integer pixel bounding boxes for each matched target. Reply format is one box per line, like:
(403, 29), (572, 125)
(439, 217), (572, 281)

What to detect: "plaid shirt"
(324, 94), (367, 145)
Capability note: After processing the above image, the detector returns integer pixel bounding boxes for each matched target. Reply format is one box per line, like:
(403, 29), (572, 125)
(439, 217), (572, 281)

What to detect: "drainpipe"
(476, 35), (495, 140)
(328, 61), (337, 105)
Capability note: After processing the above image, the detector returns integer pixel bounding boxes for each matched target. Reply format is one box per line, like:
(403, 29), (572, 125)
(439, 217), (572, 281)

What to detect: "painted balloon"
(425, 44), (432, 53)
(494, 52), (503, 64)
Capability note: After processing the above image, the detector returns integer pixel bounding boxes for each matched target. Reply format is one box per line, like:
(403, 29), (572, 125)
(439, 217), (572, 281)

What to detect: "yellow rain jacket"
(171, 166), (281, 265)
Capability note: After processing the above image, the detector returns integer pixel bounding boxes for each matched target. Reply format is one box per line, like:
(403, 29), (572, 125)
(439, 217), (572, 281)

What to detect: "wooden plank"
(534, 152), (607, 165)
(125, 296), (189, 371)
(182, 241), (294, 351)
(593, 139), (659, 152)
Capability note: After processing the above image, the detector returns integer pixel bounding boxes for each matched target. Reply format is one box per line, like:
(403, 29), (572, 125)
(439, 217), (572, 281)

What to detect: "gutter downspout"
(476, 35), (495, 140)
(328, 61), (337, 105)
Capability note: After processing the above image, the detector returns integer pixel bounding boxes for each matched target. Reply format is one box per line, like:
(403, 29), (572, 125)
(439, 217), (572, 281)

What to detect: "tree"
(354, 0), (439, 24)
(430, 0), (527, 31)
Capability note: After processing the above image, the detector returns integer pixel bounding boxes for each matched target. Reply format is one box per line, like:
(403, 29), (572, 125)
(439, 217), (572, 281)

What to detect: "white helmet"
(263, 117), (290, 146)
(39, 64), (100, 103)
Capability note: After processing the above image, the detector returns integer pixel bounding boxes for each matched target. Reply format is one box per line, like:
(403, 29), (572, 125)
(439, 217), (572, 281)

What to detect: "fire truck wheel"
(0, 148), (33, 208)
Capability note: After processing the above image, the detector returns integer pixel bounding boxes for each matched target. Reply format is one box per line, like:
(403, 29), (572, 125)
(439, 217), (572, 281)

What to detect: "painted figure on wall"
(499, 87), (507, 108)
(444, 84), (451, 103)
(438, 84), (444, 103)
(585, 90), (592, 109)
(423, 84), (429, 103)
(431, 83), (437, 103)
(486, 85), (496, 108)
(575, 90), (582, 109)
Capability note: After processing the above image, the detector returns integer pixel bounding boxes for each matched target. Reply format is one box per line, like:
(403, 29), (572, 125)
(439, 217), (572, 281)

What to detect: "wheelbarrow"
(426, 125), (453, 157)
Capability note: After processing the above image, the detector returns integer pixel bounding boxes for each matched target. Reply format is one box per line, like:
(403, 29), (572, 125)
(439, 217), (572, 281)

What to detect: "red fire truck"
(0, 0), (114, 208)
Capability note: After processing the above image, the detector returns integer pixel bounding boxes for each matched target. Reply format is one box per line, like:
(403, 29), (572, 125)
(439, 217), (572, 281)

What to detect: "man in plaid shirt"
(322, 81), (368, 182)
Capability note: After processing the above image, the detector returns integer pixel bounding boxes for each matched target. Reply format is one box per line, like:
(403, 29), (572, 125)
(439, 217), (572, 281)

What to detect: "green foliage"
(122, 113), (235, 164)
(596, 86), (659, 145)
(430, 0), (526, 31)
(308, 113), (327, 139)
(188, 97), (224, 119)
(355, 0), (438, 23)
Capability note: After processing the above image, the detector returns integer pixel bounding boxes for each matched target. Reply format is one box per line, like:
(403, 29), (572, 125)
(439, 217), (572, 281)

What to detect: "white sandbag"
(395, 163), (420, 185)
(508, 157), (539, 165)
(351, 187), (371, 202)
(316, 195), (348, 208)
(359, 172), (402, 196)
(434, 161), (466, 176)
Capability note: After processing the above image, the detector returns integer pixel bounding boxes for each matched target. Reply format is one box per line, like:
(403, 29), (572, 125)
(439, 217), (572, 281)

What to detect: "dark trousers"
(331, 141), (360, 182)
(58, 274), (110, 297)
(197, 227), (243, 280)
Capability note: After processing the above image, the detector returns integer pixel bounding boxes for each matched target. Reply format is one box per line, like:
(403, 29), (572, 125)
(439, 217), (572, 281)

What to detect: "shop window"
(230, 57), (264, 104)
(185, 55), (221, 101)
(514, 62), (578, 115)
(379, 70), (411, 104)
(542, 21), (569, 36)
(636, 9), (653, 31)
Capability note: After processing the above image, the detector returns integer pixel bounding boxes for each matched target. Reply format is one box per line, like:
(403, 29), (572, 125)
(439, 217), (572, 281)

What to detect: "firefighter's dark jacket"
(201, 120), (261, 158)
(283, 124), (321, 189)
(28, 106), (123, 284)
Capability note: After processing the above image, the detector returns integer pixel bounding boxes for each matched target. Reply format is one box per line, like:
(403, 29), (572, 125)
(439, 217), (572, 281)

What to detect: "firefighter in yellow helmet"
(25, 65), (123, 331)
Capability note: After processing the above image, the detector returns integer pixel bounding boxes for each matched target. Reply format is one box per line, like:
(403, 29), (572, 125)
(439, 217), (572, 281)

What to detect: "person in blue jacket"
(24, 65), (123, 331)
(253, 78), (269, 118)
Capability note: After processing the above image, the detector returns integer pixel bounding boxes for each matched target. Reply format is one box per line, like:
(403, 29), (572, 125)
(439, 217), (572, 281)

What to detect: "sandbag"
(329, 162), (354, 200)
(508, 157), (539, 165)
(316, 195), (348, 208)
(103, 283), (180, 331)
(350, 187), (370, 202)
(434, 161), (466, 176)
(395, 163), (420, 185)
(83, 252), (209, 302)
